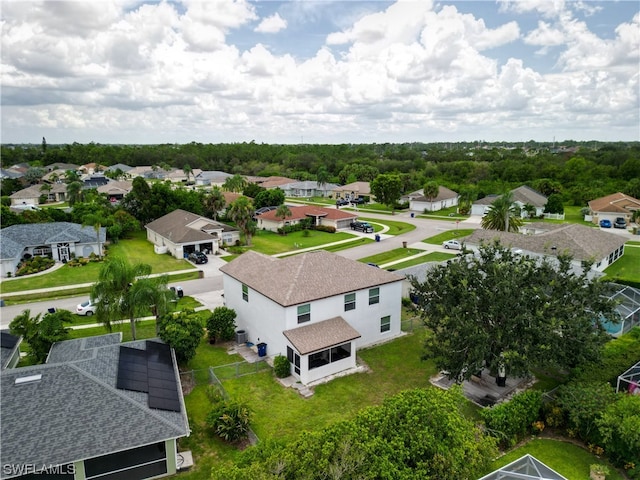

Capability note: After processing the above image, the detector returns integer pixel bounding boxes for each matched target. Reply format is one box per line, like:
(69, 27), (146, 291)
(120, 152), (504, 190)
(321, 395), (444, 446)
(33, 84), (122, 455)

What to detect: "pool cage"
(616, 360), (640, 395)
(602, 283), (640, 337)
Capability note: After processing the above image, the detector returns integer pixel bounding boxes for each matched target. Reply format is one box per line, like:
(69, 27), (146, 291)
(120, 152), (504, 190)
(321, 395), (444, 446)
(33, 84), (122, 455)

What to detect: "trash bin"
(257, 342), (267, 357)
(410, 212), (415, 218)
(402, 241), (407, 248)
(48, 307), (56, 314)
(236, 330), (247, 344)
(375, 234), (380, 242)
(176, 286), (184, 298)
(0, 300), (4, 307)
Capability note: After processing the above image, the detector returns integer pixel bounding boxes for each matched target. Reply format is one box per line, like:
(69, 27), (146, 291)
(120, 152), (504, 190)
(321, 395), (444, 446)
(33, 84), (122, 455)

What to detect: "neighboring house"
(78, 162), (107, 174)
(164, 168), (202, 183)
(194, 171), (233, 187)
(252, 176), (298, 189)
(82, 174), (110, 189)
(105, 163), (134, 174)
(42, 168), (69, 183)
(333, 181), (372, 201)
(0, 330), (22, 370)
(220, 250), (404, 385)
(478, 454), (568, 480)
(128, 166), (155, 179)
(97, 180), (133, 203)
(255, 205), (357, 232)
(44, 162), (79, 173)
(404, 186), (459, 212)
(471, 186), (547, 217)
(464, 223), (626, 272)
(0, 334), (190, 480)
(588, 192), (640, 225)
(0, 222), (106, 277)
(0, 168), (24, 180)
(145, 209), (240, 258)
(9, 183), (67, 205)
(278, 181), (339, 198)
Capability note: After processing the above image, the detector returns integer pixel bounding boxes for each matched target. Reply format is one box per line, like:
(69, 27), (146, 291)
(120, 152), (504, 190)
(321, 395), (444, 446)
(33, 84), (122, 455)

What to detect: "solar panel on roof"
(116, 346), (148, 392)
(0, 332), (19, 349)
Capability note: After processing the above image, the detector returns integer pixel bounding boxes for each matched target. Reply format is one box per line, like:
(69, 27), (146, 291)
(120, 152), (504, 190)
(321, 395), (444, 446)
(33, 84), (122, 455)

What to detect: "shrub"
(313, 225), (336, 233)
(206, 400), (253, 443)
(206, 306), (237, 343)
(15, 256), (55, 276)
(481, 390), (543, 448)
(273, 355), (291, 378)
(158, 310), (204, 364)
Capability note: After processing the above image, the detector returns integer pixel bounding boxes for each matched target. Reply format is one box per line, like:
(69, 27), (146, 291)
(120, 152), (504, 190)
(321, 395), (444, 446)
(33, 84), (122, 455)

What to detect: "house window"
(309, 342), (352, 370)
(297, 304), (310, 324)
(369, 288), (380, 305)
(242, 284), (248, 302)
(344, 293), (356, 311)
(380, 316), (391, 333)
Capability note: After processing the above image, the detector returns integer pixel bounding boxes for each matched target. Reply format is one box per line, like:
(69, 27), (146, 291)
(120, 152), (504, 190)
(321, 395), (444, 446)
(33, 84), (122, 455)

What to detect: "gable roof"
(9, 183), (67, 199)
(589, 192), (640, 214)
(97, 180), (133, 196)
(464, 223), (626, 262)
(284, 317), (361, 355)
(220, 250), (402, 306)
(106, 163), (133, 172)
(0, 335), (189, 473)
(0, 223), (106, 260)
(280, 180), (339, 191)
(333, 181), (371, 195)
(145, 209), (238, 244)
(407, 186), (459, 202)
(254, 176), (298, 189)
(257, 205), (356, 222)
(510, 185), (547, 207)
(0, 330), (22, 371)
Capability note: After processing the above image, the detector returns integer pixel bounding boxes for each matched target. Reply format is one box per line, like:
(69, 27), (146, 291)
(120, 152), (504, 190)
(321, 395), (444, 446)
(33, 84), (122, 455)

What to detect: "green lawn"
(603, 244), (640, 284)
(484, 438), (624, 480)
(422, 228), (476, 244)
(108, 231), (194, 273)
(358, 247), (426, 265)
(418, 205), (468, 220)
(239, 229), (355, 255)
(388, 251), (457, 270)
(357, 217), (416, 235)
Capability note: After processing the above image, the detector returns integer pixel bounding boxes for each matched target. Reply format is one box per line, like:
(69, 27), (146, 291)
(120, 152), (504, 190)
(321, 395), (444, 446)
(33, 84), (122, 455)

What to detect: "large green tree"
(481, 192), (523, 232)
(158, 309), (204, 363)
(9, 309), (71, 363)
(228, 196), (256, 246)
(409, 242), (618, 384)
(274, 204), (292, 233)
(204, 187), (226, 220)
(370, 173), (403, 212)
(91, 257), (172, 340)
(223, 174), (248, 193)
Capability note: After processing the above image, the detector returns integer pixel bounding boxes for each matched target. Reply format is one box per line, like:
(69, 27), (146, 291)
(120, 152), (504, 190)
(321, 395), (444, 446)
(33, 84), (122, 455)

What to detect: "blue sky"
(1, 0), (638, 145)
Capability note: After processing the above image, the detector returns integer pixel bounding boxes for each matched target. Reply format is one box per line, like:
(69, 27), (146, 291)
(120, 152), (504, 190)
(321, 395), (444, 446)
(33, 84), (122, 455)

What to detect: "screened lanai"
(602, 283), (640, 337)
(616, 360), (640, 395)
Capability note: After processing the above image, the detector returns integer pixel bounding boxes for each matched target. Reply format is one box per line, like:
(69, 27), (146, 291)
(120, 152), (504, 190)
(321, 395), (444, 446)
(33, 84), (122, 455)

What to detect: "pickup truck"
(350, 221), (374, 233)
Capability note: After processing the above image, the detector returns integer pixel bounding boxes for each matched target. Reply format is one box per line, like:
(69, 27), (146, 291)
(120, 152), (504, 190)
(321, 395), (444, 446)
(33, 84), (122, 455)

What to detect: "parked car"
(614, 217), (627, 229)
(599, 219), (612, 228)
(442, 239), (463, 250)
(188, 251), (208, 264)
(76, 300), (96, 316)
(350, 221), (374, 233)
(335, 198), (349, 206)
(350, 197), (366, 205)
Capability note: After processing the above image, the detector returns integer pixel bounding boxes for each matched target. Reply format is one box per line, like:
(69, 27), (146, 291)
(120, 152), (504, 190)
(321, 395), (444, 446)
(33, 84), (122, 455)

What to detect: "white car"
(442, 239), (462, 250)
(76, 300), (97, 316)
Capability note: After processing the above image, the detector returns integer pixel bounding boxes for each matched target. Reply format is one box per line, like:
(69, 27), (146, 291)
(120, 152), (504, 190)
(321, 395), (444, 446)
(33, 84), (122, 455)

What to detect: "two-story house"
(220, 250), (403, 385)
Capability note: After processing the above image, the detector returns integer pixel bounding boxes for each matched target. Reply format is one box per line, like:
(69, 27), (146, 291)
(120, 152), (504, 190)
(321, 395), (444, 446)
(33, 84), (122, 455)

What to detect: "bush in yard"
(596, 394), (640, 477)
(206, 399), (253, 443)
(481, 390), (543, 448)
(313, 225), (336, 233)
(158, 309), (204, 364)
(9, 309), (70, 363)
(206, 306), (237, 343)
(273, 355), (291, 378)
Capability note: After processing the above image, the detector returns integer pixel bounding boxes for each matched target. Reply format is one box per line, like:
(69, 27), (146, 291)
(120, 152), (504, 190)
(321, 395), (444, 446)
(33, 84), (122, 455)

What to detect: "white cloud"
(255, 13), (287, 34)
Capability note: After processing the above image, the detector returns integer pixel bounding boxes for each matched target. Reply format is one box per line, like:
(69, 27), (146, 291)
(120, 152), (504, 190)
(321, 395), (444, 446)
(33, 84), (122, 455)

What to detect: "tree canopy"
(481, 192), (523, 232)
(370, 173), (402, 211)
(409, 242), (618, 383)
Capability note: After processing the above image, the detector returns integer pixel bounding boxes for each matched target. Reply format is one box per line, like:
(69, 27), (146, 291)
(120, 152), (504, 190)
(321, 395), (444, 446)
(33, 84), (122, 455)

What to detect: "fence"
(543, 213), (565, 220)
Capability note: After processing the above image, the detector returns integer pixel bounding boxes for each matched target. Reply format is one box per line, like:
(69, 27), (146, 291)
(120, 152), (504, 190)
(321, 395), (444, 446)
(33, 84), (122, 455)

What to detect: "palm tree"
(422, 181), (440, 211)
(82, 213), (104, 258)
(274, 204), (292, 234)
(481, 192), (523, 232)
(317, 167), (329, 196)
(66, 181), (83, 206)
(205, 187), (226, 220)
(92, 257), (170, 340)
(228, 196), (255, 246)
(183, 164), (192, 183)
(40, 183), (52, 203)
(223, 174), (248, 193)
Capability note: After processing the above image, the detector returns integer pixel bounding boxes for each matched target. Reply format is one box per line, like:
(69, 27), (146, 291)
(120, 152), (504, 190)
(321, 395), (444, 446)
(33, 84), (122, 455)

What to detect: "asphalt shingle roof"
(0, 223), (106, 260)
(220, 250), (403, 306)
(0, 336), (189, 473)
(145, 209), (238, 244)
(588, 192), (640, 214)
(257, 205), (356, 222)
(283, 317), (361, 355)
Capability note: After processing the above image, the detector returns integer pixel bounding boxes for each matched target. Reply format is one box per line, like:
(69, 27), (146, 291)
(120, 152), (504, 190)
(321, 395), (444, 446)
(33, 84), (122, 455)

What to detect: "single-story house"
(127, 166), (155, 179)
(145, 209), (240, 258)
(97, 180), (133, 203)
(464, 223), (626, 272)
(78, 162), (107, 175)
(105, 163), (133, 174)
(0, 330), (22, 371)
(82, 174), (110, 189)
(478, 454), (568, 480)
(9, 183), (67, 205)
(42, 168), (70, 183)
(333, 181), (373, 202)
(194, 171), (233, 187)
(164, 168), (202, 183)
(251, 176), (298, 189)
(0, 334), (190, 480)
(278, 181), (339, 198)
(255, 205), (357, 232)
(588, 192), (640, 225)
(220, 250), (404, 385)
(0, 222), (106, 277)
(45, 162), (79, 173)
(403, 186), (459, 212)
(471, 186), (547, 217)
(0, 168), (24, 180)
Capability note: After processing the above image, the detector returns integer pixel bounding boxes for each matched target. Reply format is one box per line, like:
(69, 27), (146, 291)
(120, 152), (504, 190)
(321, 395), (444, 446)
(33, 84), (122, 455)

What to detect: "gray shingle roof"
(283, 317), (361, 355)
(220, 250), (403, 306)
(0, 330), (21, 371)
(145, 209), (238, 244)
(0, 336), (189, 472)
(0, 223), (106, 260)
(464, 223), (626, 262)
(510, 185), (547, 207)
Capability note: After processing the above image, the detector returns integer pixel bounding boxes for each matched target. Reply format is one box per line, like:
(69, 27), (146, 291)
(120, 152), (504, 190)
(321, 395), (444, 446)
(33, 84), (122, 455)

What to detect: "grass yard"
(484, 438), (624, 480)
(108, 231), (193, 273)
(603, 243), (640, 284)
(389, 251), (457, 270)
(422, 228), (476, 244)
(357, 217), (416, 235)
(358, 247), (427, 265)
(418, 205), (468, 220)
(241, 229), (355, 255)
(321, 236), (375, 252)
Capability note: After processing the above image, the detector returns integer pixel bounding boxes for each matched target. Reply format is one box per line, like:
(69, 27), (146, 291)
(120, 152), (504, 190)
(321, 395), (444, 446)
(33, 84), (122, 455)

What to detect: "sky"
(1, 0), (639, 145)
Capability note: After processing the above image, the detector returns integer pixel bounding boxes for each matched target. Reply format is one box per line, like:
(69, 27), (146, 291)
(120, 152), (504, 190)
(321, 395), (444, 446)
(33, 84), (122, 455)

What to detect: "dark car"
(614, 217), (627, 229)
(335, 198), (349, 206)
(189, 251), (208, 264)
(350, 197), (366, 205)
(350, 221), (374, 233)
(599, 219), (612, 228)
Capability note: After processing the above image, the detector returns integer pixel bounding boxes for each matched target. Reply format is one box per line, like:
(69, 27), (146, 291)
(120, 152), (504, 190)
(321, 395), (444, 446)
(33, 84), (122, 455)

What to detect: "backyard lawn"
(603, 243), (640, 285)
(240, 229), (356, 255)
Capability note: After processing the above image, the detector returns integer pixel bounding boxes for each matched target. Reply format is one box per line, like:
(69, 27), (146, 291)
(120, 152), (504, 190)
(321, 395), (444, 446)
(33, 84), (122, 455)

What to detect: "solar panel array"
(0, 331), (19, 349)
(116, 342), (180, 412)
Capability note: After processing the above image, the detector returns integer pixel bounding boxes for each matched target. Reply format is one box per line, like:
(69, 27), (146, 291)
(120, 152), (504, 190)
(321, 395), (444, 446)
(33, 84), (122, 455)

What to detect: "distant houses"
(471, 186), (548, 218)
